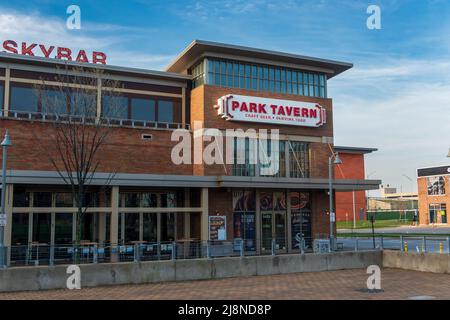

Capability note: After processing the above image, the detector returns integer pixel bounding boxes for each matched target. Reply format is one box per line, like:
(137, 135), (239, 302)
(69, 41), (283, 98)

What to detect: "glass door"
(261, 213), (273, 251)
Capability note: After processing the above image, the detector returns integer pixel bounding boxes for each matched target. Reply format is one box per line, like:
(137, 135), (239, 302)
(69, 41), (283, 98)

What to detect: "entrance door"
(260, 212), (287, 252)
(260, 191), (287, 253)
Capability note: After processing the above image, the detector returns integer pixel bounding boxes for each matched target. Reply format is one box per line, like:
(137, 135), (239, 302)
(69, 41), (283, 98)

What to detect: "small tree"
(33, 66), (123, 258)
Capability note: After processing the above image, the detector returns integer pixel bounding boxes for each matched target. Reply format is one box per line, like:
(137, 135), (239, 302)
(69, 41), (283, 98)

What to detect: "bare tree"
(32, 66), (124, 257)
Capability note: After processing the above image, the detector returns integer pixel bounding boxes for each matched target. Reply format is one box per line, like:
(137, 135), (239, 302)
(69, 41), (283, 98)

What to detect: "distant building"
(417, 165), (450, 225)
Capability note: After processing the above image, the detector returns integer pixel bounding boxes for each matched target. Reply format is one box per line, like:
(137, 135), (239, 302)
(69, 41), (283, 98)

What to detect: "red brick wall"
(418, 176), (450, 225)
(0, 119), (192, 175)
(190, 85), (334, 178)
(312, 190), (336, 237)
(334, 153), (367, 222)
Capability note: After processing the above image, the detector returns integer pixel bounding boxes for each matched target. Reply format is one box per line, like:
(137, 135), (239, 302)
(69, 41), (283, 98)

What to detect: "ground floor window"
(290, 192), (312, 249)
(232, 190), (256, 251)
(429, 204), (447, 224)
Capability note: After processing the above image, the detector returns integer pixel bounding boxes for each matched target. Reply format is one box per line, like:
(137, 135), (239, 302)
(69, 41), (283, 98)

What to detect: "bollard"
(439, 242), (443, 254)
(271, 239), (276, 256)
(422, 236), (426, 253)
(380, 235), (384, 250)
(354, 237), (358, 252)
(93, 244), (98, 264)
(404, 241), (408, 253)
(400, 235), (404, 252)
(171, 242), (177, 260)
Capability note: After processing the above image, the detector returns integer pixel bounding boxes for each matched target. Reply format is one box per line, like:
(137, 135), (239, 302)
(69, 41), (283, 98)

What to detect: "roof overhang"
(0, 52), (191, 84)
(2, 170), (381, 191)
(166, 40), (353, 79)
(333, 146), (378, 155)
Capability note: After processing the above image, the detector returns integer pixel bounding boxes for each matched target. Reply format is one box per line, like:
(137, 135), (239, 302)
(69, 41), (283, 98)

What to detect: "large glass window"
(161, 213), (175, 242)
(102, 94), (128, 119)
(32, 213), (51, 243)
(55, 213), (73, 244)
(12, 214), (29, 245)
(194, 58), (327, 98)
(41, 88), (68, 114)
(232, 190), (256, 251)
(288, 141), (310, 178)
(33, 192), (52, 207)
(143, 213), (157, 242)
(158, 100), (173, 123)
(55, 193), (73, 207)
(290, 192), (312, 249)
(10, 85), (38, 112)
(131, 97), (155, 121)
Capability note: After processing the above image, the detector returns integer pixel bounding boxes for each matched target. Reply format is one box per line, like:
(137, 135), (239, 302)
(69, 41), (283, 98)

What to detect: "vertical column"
(139, 212), (143, 241)
(110, 186), (119, 245)
(285, 140), (290, 178)
(184, 189), (191, 240)
(286, 189), (292, 252)
(4, 184), (13, 265)
(255, 190), (261, 254)
(3, 67), (10, 117)
(98, 212), (106, 244)
(181, 87), (186, 128)
(96, 77), (102, 119)
(201, 188), (209, 241)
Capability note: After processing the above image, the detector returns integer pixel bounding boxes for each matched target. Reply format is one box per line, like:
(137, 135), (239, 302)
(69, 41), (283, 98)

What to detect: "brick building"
(417, 165), (450, 225)
(0, 40), (380, 264)
(333, 146), (378, 223)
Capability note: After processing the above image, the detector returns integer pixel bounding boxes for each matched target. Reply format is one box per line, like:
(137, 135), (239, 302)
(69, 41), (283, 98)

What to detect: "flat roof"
(333, 146), (378, 154)
(0, 52), (191, 83)
(166, 40), (353, 78)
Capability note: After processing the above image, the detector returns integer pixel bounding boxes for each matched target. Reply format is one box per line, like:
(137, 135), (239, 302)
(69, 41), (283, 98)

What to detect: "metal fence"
(3, 235), (449, 268)
(337, 235), (450, 254)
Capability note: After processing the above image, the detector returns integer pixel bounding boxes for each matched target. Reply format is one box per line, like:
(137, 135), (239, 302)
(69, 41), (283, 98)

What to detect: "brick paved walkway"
(0, 268), (449, 300)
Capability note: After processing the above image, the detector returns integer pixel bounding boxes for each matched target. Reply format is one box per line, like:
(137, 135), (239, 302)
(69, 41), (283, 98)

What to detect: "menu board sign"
(209, 216), (227, 241)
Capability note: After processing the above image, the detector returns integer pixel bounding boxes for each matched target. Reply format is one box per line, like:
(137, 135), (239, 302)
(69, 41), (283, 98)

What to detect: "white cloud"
(331, 58), (450, 191)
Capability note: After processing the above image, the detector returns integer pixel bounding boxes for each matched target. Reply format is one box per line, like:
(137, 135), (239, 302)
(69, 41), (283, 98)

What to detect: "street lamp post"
(1, 130), (12, 268)
(328, 152), (342, 251)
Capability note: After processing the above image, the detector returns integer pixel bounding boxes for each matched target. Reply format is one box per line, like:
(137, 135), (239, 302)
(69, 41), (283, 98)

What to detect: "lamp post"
(1, 130), (12, 268)
(328, 152), (342, 251)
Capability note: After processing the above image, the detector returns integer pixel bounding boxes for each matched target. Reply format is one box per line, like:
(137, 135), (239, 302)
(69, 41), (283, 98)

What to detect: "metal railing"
(4, 235), (449, 268)
(4, 110), (190, 130)
(336, 235), (450, 254)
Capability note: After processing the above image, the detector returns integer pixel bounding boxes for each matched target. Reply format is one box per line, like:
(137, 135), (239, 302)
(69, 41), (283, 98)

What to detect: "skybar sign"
(216, 94), (326, 127)
(2, 40), (107, 65)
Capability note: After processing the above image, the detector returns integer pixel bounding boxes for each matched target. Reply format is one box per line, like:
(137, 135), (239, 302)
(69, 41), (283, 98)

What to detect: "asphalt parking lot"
(0, 268), (449, 300)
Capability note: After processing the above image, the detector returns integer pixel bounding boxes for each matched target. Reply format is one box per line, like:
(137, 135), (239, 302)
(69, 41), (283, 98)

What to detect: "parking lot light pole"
(329, 152), (342, 251)
(1, 130), (12, 268)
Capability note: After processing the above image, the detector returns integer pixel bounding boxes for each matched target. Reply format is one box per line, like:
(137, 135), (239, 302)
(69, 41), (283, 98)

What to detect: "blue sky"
(1, 0), (450, 192)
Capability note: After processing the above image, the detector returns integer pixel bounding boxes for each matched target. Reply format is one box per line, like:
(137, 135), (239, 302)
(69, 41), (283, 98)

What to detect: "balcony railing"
(2, 110), (190, 130)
